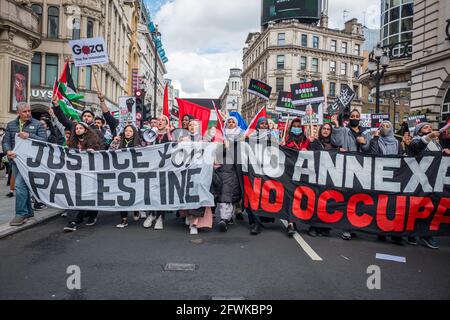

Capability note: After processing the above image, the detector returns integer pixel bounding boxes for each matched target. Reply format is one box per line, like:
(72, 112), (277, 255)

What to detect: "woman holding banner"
(110, 125), (143, 228)
(63, 122), (102, 232)
(143, 116), (173, 230)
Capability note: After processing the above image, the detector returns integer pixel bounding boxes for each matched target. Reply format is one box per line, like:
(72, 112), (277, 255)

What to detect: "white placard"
(69, 37), (109, 67)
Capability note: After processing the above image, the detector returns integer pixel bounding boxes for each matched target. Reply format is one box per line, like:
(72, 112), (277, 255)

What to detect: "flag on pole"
(176, 98), (211, 135)
(229, 112), (248, 131)
(162, 83), (170, 119)
(212, 100), (226, 142)
(244, 106), (267, 137)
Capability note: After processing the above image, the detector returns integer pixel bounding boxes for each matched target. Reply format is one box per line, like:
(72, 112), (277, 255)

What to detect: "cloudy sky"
(145, 0), (379, 98)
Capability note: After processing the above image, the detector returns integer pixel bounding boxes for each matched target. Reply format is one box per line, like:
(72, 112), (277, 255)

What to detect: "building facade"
(407, 0), (450, 125)
(241, 18), (365, 122)
(0, 0), (41, 127)
(219, 68), (242, 114)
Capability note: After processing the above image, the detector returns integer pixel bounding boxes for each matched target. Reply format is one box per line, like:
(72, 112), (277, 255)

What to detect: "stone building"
(219, 68), (242, 114)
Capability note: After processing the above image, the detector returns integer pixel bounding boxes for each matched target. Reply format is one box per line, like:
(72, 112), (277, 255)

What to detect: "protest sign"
(301, 103), (324, 126)
(327, 84), (356, 116)
(14, 138), (217, 211)
(360, 113), (371, 132)
(118, 96), (136, 131)
(69, 37), (109, 67)
(371, 113), (390, 129)
(275, 91), (304, 115)
(248, 79), (272, 101)
(291, 81), (325, 106)
(237, 142), (450, 237)
(408, 115), (428, 133)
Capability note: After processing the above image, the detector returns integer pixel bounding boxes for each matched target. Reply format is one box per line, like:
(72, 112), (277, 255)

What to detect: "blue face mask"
(291, 127), (302, 135)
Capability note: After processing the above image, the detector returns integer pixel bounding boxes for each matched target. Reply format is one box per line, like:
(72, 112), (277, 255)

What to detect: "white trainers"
(139, 211), (147, 219)
(132, 212), (140, 221)
(143, 215), (155, 228)
(116, 220), (128, 228)
(190, 226), (198, 235)
(154, 216), (164, 230)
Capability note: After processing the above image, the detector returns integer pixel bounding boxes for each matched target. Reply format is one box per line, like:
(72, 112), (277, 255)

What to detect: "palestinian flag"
(52, 61), (84, 121)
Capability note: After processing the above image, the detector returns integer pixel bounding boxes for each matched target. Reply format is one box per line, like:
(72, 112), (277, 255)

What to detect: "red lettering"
(243, 176), (261, 211)
(430, 198), (450, 231)
(376, 195), (406, 232)
(260, 180), (284, 213)
(347, 194), (374, 228)
(317, 190), (344, 223)
(292, 186), (315, 220)
(406, 197), (434, 231)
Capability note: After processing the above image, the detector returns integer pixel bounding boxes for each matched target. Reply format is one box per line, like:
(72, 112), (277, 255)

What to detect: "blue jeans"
(12, 163), (33, 217)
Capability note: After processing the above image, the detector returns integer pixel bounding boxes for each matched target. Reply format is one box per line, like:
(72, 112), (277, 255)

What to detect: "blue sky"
(144, 0), (378, 98)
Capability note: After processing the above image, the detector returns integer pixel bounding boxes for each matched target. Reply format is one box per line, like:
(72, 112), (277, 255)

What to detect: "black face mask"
(349, 119), (360, 128)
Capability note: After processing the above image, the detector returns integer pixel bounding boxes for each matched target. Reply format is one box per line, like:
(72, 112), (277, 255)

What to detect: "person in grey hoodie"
(331, 109), (372, 241)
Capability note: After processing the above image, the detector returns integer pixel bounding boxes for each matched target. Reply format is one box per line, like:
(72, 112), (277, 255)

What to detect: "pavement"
(0, 174), (62, 239)
(0, 209), (449, 300)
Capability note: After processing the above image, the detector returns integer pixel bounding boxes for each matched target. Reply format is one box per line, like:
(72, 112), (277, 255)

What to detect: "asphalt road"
(0, 211), (449, 300)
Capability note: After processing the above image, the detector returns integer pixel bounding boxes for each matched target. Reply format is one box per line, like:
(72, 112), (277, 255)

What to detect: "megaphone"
(142, 129), (157, 143)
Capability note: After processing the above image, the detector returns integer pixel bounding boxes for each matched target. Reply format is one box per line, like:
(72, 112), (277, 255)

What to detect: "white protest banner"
(14, 138), (216, 211)
(69, 37), (109, 67)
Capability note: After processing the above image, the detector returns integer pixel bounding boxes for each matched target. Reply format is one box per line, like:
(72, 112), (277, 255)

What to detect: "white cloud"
(153, 0), (378, 98)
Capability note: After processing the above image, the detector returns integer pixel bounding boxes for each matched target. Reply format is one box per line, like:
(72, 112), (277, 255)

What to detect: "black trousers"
(68, 210), (98, 223)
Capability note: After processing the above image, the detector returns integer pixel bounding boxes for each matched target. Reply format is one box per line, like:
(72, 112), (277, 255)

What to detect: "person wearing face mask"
(405, 122), (448, 249)
(369, 121), (405, 245)
(143, 115), (173, 230)
(110, 125), (142, 228)
(331, 110), (372, 153)
(63, 122), (102, 232)
(280, 118), (310, 151)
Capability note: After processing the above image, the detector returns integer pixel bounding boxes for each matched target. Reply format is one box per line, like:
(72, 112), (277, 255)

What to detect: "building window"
(301, 34), (308, 47)
(31, 53), (41, 86)
(85, 66), (92, 90)
(353, 85), (359, 99)
(329, 82), (336, 97)
(354, 44), (360, 56)
(45, 54), (58, 86)
(342, 42), (347, 54)
(276, 78), (284, 92)
(300, 56), (307, 70)
(313, 36), (319, 49)
(71, 65), (79, 89)
(443, 86), (450, 121)
(87, 20), (94, 38)
(277, 55), (285, 69)
(311, 58), (319, 73)
(330, 60), (336, 74)
(353, 64), (360, 77)
(331, 40), (336, 52)
(31, 4), (43, 34)
(340, 62), (347, 76)
(277, 33), (285, 46)
(72, 18), (80, 40)
(47, 6), (59, 38)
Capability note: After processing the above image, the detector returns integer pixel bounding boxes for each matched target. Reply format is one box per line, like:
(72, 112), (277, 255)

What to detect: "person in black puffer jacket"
(215, 162), (242, 232)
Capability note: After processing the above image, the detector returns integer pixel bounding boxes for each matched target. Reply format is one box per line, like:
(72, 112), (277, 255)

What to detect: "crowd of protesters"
(1, 96), (449, 249)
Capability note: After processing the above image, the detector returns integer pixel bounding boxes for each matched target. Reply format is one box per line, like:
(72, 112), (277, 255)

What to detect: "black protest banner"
(408, 115), (427, 133)
(14, 138), (216, 211)
(371, 113), (390, 128)
(248, 79), (272, 101)
(291, 80), (325, 106)
(275, 91), (303, 115)
(238, 142), (450, 237)
(327, 84), (356, 116)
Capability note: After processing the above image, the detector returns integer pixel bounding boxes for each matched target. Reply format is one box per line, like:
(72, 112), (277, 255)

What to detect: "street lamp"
(368, 44), (390, 114)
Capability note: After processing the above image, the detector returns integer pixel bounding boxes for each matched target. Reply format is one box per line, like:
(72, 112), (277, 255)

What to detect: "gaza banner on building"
(13, 138), (216, 211)
(69, 37), (109, 67)
(239, 142), (450, 237)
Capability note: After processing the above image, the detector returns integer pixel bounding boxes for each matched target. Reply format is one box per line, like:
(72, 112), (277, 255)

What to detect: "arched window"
(72, 18), (80, 40)
(442, 86), (450, 122)
(87, 20), (94, 38)
(47, 6), (59, 38)
(31, 4), (42, 33)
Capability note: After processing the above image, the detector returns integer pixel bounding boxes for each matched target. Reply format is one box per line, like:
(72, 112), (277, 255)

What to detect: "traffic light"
(135, 89), (146, 117)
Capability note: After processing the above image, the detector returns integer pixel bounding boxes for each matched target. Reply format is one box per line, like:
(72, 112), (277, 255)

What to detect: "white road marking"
(281, 220), (323, 261)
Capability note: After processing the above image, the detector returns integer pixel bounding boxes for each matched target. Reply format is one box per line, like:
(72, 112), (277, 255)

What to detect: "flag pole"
(93, 66), (100, 93)
(282, 113), (291, 142)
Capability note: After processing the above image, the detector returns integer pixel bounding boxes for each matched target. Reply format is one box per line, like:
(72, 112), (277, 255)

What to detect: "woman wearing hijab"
(281, 118), (310, 151)
(143, 115), (172, 230)
(63, 122), (102, 232)
(369, 120), (404, 245)
(110, 125), (143, 228)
